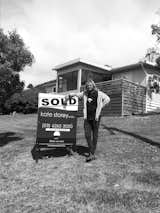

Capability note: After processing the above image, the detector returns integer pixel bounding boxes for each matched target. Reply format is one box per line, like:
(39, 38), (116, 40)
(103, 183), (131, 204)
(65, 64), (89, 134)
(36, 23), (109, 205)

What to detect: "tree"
(27, 83), (34, 89)
(150, 12), (160, 66)
(0, 29), (34, 113)
(0, 73), (25, 112)
(151, 24), (160, 43)
(151, 24), (160, 66)
(143, 23), (160, 65)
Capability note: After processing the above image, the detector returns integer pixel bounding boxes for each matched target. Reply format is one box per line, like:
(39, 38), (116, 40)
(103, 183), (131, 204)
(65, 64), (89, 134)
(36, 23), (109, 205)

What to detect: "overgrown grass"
(0, 113), (160, 213)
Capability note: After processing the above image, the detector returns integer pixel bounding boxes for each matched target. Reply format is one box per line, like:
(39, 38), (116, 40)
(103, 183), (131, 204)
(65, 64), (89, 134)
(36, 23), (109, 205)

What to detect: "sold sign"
(38, 93), (78, 111)
(36, 93), (78, 146)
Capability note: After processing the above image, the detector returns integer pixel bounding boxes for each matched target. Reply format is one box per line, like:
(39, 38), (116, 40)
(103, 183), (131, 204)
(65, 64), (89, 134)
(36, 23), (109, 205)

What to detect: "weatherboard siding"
(146, 93), (160, 112)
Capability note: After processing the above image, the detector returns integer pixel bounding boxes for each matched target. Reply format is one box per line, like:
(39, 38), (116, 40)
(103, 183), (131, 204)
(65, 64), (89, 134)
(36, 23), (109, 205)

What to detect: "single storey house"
(36, 58), (160, 116)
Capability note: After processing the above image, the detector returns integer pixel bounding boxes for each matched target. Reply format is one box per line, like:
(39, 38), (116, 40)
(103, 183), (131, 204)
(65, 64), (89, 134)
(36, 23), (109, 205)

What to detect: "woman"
(66, 79), (110, 162)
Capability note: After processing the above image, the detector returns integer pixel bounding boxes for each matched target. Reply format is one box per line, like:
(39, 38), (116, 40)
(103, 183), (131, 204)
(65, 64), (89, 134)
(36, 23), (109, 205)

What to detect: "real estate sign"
(36, 93), (78, 147)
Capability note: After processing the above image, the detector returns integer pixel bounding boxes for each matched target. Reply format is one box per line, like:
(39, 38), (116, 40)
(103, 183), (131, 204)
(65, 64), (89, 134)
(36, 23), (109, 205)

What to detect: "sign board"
(36, 93), (78, 147)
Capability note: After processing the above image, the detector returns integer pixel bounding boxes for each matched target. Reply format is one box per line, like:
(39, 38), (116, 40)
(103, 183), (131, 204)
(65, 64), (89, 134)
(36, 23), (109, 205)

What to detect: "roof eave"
(52, 58), (111, 72)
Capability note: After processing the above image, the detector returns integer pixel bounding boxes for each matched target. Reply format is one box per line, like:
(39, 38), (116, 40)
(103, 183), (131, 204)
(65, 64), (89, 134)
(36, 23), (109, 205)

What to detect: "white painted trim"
(77, 68), (82, 92)
(52, 58), (111, 71)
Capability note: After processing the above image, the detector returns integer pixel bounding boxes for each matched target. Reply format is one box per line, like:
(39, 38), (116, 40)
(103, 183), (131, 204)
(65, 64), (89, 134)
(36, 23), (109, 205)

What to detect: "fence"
(77, 79), (146, 117)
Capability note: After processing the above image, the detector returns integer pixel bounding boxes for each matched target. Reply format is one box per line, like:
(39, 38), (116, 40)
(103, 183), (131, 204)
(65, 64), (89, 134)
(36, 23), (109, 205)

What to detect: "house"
(35, 79), (56, 93)
(111, 62), (160, 87)
(37, 59), (160, 115)
(52, 58), (112, 93)
(111, 62), (160, 112)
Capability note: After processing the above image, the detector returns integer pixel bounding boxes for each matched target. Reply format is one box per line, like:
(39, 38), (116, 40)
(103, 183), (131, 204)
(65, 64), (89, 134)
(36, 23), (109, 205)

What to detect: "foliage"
(0, 29), (34, 113)
(151, 24), (160, 43)
(0, 29), (34, 72)
(0, 73), (25, 113)
(27, 83), (34, 89)
(150, 24), (160, 66)
(4, 88), (39, 114)
(156, 55), (160, 66)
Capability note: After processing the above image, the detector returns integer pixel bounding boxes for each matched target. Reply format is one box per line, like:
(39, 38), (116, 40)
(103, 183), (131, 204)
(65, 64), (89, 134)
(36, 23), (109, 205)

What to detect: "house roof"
(52, 58), (111, 72)
(111, 62), (160, 75)
(35, 79), (56, 88)
(145, 68), (160, 76)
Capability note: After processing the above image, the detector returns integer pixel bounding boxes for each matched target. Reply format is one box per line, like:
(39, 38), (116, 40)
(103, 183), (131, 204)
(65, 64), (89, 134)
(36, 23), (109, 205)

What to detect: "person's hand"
(95, 117), (99, 121)
(64, 94), (69, 101)
(63, 94), (69, 106)
(63, 98), (67, 106)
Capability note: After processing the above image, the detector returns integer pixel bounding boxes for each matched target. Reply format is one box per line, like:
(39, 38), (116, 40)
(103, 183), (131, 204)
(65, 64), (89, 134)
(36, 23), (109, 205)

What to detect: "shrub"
(4, 88), (39, 114)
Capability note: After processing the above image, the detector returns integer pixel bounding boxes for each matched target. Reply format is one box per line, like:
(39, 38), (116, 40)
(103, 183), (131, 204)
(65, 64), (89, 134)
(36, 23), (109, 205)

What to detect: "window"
(81, 70), (111, 85)
(53, 87), (56, 92)
(58, 71), (78, 92)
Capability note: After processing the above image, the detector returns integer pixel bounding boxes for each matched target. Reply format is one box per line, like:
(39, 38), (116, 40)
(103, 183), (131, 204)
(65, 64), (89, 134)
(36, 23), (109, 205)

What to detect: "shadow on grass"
(102, 124), (160, 148)
(76, 145), (89, 156)
(31, 145), (89, 161)
(0, 132), (23, 147)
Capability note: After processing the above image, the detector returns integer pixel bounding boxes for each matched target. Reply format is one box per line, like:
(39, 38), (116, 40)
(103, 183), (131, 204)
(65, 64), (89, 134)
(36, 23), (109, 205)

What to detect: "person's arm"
(101, 92), (110, 108)
(65, 91), (83, 101)
(95, 91), (110, 121)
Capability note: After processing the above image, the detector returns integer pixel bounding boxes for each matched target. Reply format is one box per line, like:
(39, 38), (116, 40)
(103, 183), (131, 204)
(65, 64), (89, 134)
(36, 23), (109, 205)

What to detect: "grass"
(0, 113), (160, 213)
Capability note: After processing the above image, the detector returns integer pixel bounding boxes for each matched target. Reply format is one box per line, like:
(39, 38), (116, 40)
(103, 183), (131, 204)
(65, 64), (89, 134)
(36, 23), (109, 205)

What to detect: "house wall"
(145, 73), (160, 112)
(112, 68), (146, 86)
(146, 93), (160, 112)
(45, 85), (56, 93)
(35, 80), (56, 93)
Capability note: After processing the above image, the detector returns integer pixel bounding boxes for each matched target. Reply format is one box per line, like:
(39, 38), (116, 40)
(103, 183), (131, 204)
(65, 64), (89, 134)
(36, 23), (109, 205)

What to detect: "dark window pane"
(81, 70), (111, 85)
(58, 71), (78, 92)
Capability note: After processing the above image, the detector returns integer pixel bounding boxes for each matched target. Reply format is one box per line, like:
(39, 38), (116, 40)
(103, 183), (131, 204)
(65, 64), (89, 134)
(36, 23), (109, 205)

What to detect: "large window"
(58, 71), (78, 92)
(81, 70), (111, 85)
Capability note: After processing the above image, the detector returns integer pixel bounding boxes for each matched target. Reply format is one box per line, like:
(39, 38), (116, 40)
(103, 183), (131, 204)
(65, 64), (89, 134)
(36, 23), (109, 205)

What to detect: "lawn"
(0, 113), (160, 213)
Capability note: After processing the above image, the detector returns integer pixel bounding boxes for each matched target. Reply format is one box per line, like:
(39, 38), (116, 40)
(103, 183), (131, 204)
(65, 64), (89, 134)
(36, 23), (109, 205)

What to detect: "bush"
(4, 88), (39, 114)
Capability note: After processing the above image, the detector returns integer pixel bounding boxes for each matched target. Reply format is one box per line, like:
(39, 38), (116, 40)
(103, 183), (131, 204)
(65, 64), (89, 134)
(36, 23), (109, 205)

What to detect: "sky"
(0, 0), (160, 87)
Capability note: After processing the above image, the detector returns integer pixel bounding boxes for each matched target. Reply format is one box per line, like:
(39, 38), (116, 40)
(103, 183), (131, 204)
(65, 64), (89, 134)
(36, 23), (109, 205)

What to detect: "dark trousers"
(84, 118), (100, 155)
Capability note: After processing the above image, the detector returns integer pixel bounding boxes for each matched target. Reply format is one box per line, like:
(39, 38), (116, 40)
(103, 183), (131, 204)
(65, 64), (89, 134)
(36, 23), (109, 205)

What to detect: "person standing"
(66, 79), (110, 162)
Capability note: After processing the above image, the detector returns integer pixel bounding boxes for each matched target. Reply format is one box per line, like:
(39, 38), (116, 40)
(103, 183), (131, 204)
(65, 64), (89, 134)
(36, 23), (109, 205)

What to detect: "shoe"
(86, 156), (92, 162)
(85, 154), (96, 162)
(66, 146), (74, 156)
(85, 152), (90, 157)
